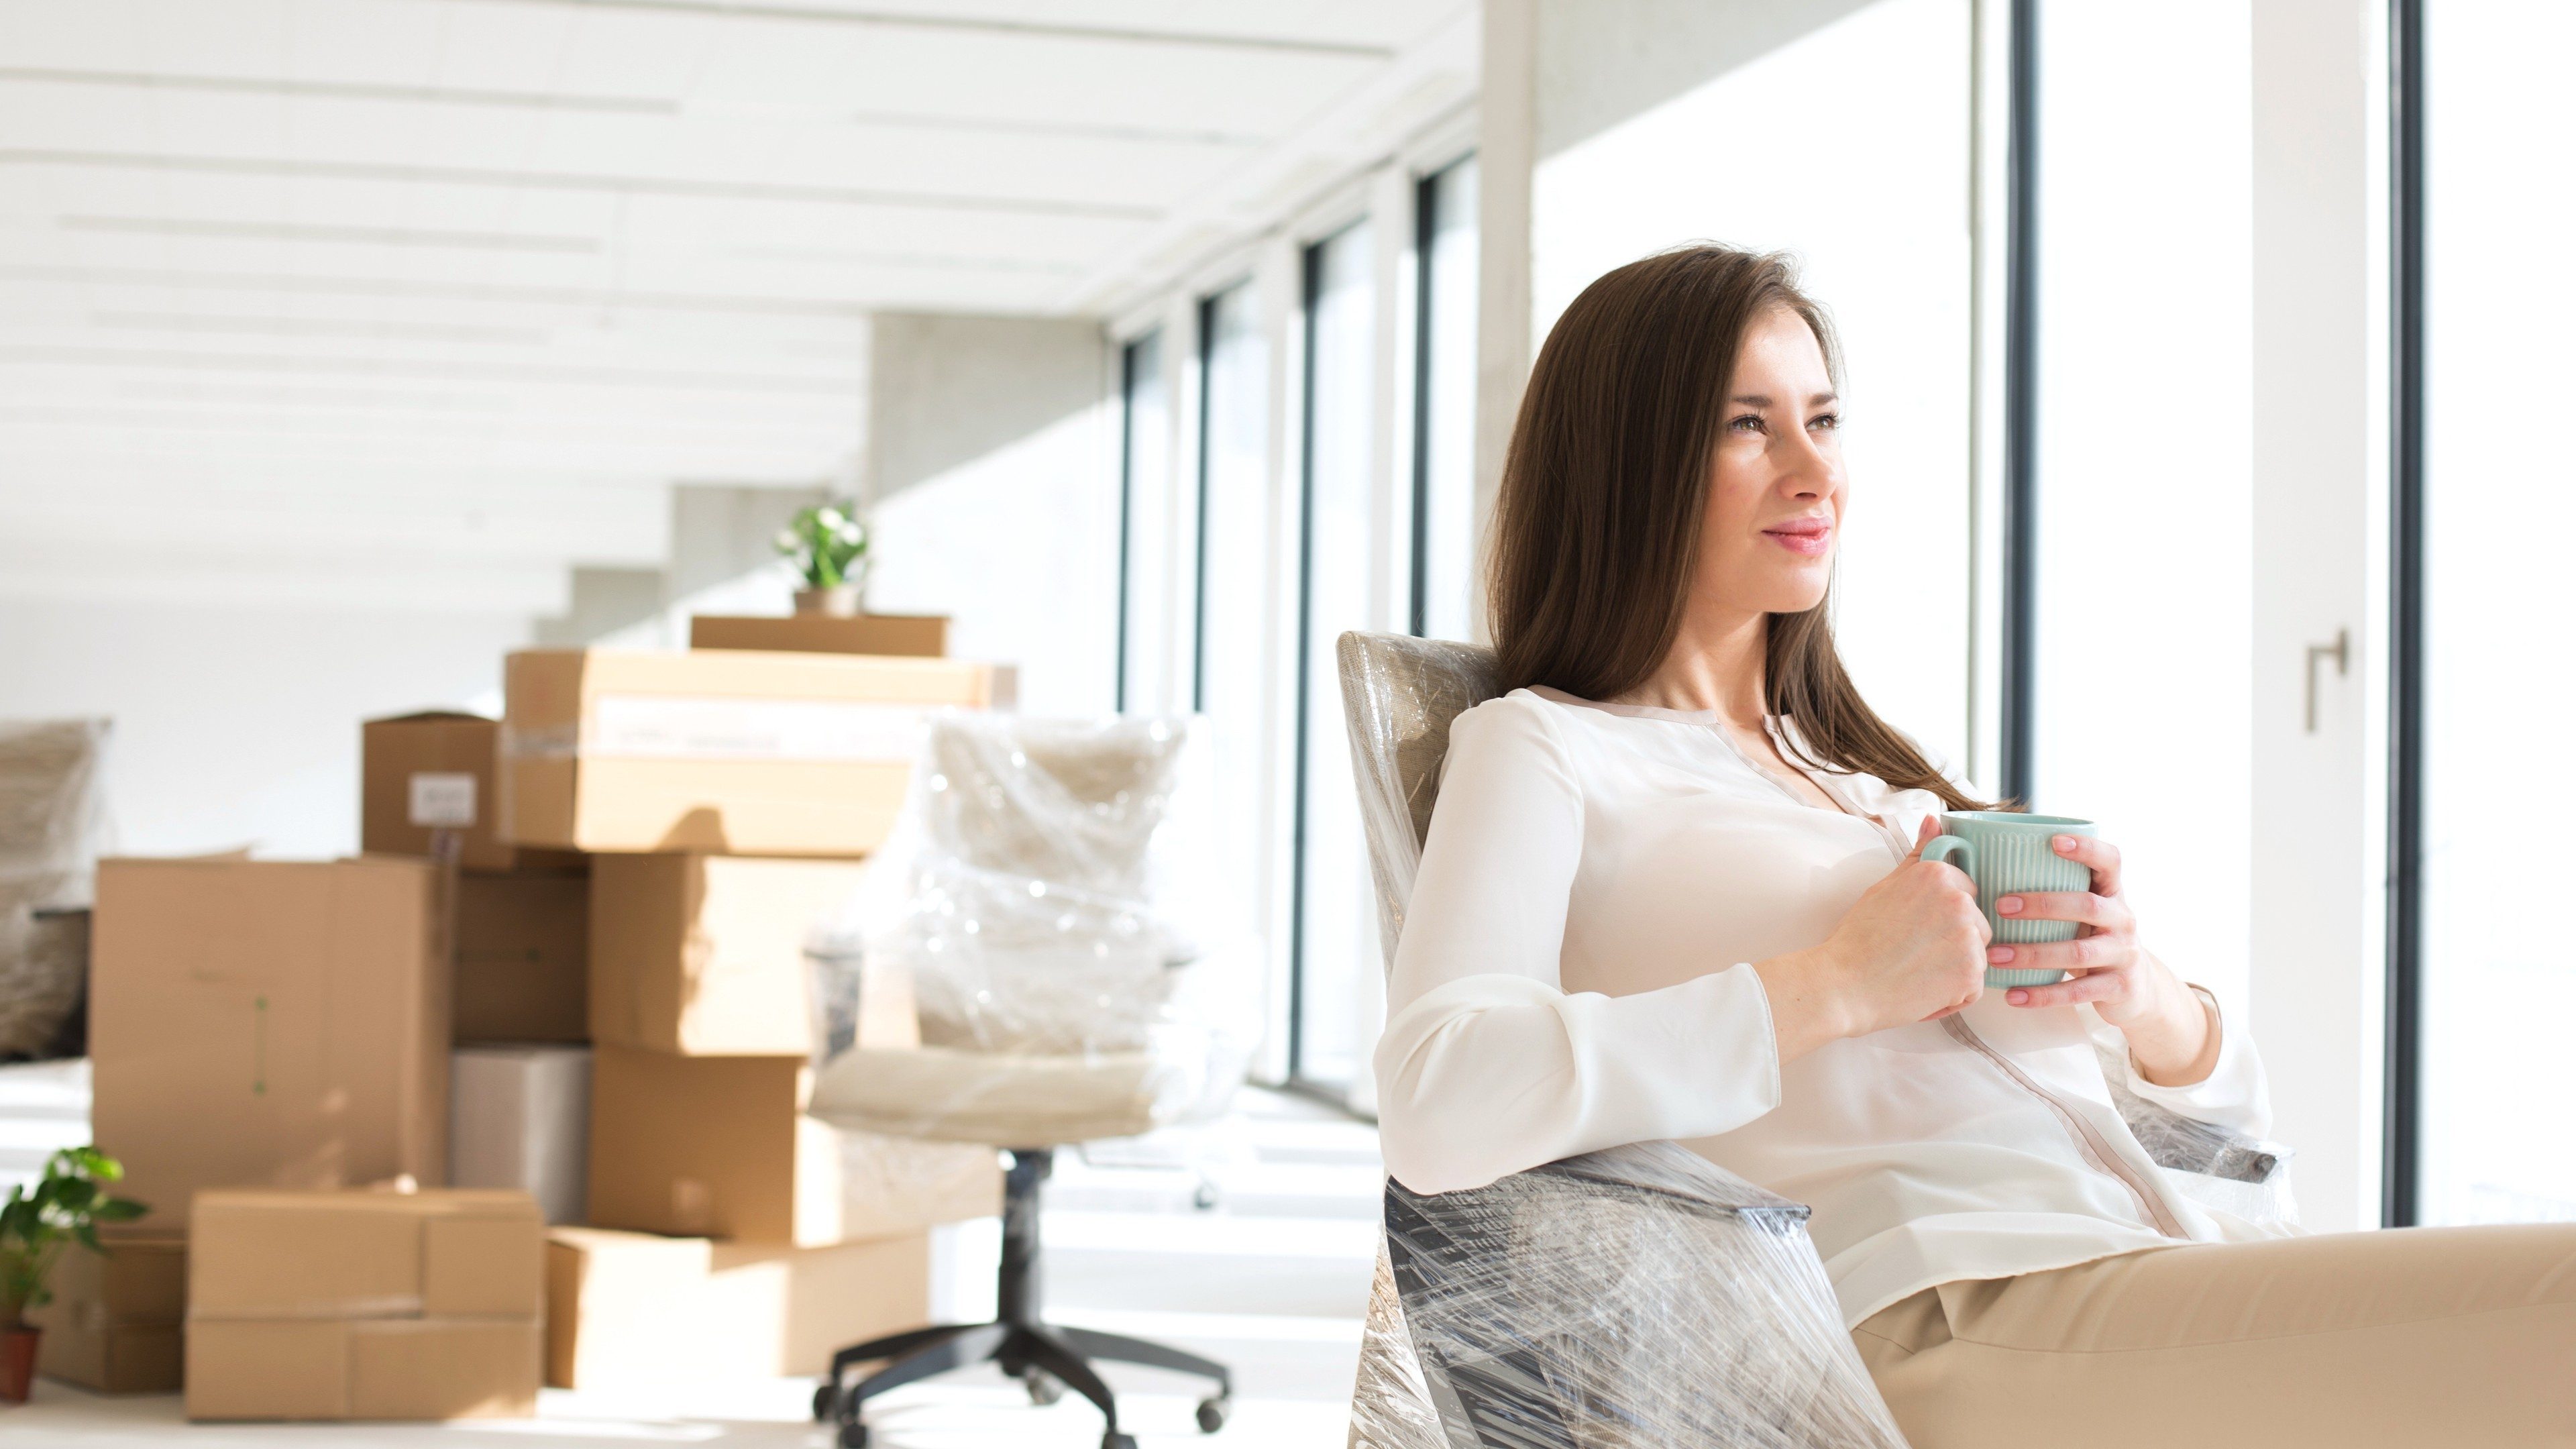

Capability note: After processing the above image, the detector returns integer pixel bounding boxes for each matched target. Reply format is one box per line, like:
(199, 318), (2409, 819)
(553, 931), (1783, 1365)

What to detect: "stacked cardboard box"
(30, 1236), (186, 1393)
(91, 855), (453, 1234)
(185, 1189), (543, 1421)
(498, 644), (1004, 1382)
(70, 638), (998, 1408)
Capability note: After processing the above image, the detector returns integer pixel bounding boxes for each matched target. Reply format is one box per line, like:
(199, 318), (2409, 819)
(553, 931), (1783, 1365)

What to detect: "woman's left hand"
(1989, 833), (2218, 1086)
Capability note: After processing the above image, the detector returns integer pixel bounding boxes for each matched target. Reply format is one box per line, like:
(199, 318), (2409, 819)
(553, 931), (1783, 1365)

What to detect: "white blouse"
(1374, 686), (2292, 1328)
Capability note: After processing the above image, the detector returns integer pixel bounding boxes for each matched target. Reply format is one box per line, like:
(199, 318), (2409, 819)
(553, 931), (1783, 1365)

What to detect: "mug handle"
(1921, 835), (1975, 880)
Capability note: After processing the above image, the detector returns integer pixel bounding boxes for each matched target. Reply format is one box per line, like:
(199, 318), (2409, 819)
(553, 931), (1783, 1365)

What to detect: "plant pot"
(794, 585), (864, 617)
(0, 1325), (37, 1404)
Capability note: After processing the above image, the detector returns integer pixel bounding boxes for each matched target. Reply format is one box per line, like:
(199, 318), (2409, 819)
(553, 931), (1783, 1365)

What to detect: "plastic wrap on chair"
(1349, 1140), (1909, 1449)
(806, 714), (1258, 1147)
(1336, 633), (1501, 966)
(2097, 1047), (2300, 1227)
(0, 720), (110, 1060)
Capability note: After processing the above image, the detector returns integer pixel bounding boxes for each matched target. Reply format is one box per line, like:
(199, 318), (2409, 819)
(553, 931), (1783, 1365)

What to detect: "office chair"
(806, 714), (1248, 1449)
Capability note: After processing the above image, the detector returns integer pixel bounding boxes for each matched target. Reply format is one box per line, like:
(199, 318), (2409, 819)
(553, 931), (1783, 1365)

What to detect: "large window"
(1411, 157), (1480, 643)
(1193, 280), (1276, 1023)
(1290, 221), (1381, 1093)
(2403, 0), (2576, 1226)
(1114, 331), (1169, 711)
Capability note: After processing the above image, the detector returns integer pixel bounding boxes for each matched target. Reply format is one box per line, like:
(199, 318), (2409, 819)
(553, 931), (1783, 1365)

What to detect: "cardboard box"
(689, 613), (949, 658)
(186, 1189), (542, 1422)
(454, 871), (589, 1044)
(451, 1046), (591, 1224)
(545, 1226), (930, 1388)
(497, 649), (995, 857)
(32, 1235), (186, 1393)
(91, 857), (450, 1232)
(587, 1044), (1000, 1247)
(590, 854), (865, 1056)
(363, 712), (585, 873)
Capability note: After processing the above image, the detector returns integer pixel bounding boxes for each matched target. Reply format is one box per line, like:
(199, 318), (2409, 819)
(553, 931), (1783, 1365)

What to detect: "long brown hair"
(1487, 245), (1995, 812)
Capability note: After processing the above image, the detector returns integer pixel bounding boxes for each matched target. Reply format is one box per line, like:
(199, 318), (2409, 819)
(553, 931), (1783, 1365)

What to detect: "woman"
(1377, 246), (2574, 1446)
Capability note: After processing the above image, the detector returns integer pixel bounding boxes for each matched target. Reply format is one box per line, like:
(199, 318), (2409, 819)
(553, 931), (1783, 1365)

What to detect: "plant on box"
(0, 1146), (144, 1403)
(778, 501), (870, 616)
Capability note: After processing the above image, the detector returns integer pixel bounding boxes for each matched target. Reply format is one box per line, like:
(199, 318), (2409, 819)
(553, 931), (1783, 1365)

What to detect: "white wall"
(863, 314), (1120, 717)
(0, 598), (528, 859)
(1517, 0), (1980, 769)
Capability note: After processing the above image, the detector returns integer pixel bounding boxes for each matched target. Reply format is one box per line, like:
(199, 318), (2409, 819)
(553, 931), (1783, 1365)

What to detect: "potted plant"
(777, 502), (870, 616)
(1, 1146), (144, 1403)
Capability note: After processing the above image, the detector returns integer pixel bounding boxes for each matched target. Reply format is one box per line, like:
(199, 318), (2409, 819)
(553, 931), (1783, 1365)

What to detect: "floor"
(0, 1062), (1384, 1448)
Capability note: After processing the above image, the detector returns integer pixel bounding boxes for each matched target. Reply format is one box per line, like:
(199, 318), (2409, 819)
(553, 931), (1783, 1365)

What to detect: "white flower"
(773, 529), (796, 551)
(816, 506), (845, 529)
(836, 521), (863, 543)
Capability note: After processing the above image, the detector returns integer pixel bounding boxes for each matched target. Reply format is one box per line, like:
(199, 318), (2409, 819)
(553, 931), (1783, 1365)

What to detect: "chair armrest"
(1349, 1141), (1908, 1449)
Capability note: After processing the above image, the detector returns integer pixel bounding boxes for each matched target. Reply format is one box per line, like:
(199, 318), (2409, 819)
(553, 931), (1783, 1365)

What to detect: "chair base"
(812, 1148), (1232, 1449)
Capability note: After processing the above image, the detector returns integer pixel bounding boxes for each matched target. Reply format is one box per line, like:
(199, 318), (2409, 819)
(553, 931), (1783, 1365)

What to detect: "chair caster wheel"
(1102, 1435), (1138, 1449)
(838, 1422), (870, 1448)
(812, 1383), (837, 1421)
(1024, 1368), (1064, 1405)
(1192, 1182), (1219, 1210)
(1196, 1392), (1231, 1432)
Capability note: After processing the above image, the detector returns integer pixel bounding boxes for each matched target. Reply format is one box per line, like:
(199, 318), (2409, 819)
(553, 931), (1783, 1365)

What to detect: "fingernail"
(2054, 836), (2074, 853)
(1998, 896), (2023, 914)
(2007, 989), (2030, 1005)
(1988, 946), (2015, 964)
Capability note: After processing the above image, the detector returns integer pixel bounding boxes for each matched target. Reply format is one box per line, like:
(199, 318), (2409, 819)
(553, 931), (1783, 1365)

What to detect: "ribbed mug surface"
(1927, 812), (2095, 989)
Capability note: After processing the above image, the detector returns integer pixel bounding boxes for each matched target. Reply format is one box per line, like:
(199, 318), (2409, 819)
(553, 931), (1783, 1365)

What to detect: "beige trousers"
(1851, 1223), (2576, 1448)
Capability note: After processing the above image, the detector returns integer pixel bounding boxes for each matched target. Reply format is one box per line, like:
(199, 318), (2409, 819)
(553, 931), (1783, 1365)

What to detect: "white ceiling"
(0, 0), (1477, 612)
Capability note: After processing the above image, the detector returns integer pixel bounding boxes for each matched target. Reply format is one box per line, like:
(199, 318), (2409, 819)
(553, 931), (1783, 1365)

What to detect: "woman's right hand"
(1754, 817), (1991, 1061)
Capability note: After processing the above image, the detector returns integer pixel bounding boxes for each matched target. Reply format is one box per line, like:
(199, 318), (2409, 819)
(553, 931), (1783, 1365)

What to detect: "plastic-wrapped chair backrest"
(1350, 1140), (1911, 1449)
(0, 719), (110, 1059)
(1334, 633), (1501, 971)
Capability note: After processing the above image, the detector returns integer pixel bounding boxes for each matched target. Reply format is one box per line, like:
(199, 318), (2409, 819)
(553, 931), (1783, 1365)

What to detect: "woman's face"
(1691, 305), (1846, 621)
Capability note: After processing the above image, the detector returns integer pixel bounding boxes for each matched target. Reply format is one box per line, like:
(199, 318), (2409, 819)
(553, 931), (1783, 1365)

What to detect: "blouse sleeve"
(2088, 987), (2275, 1140)
(1373, 694), (1786, 1195)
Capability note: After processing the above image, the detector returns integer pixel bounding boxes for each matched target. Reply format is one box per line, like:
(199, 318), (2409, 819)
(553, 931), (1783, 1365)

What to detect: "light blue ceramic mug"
(1919, 811), (2096, 989)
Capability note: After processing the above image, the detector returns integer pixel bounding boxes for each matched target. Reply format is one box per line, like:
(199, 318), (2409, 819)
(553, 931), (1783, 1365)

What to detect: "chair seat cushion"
(807, 1044), (1191, 1148)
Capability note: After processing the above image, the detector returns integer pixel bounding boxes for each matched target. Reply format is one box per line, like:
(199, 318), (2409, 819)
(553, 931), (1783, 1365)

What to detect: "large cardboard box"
(451, 1046), (590, 1225)
(32, 1235), (186, 1393)
(688, 613), (949, 659)
(454, 871), (589, 1044)
(186, 1188), (542, 1422)
(587, 1044), (1000, 1247)
(545, 1226), (929, 1388)
(497, 649), (995, 857)
(363, 712), (584, 873)
(590, 853), (865, 1056)
(91, 857), (450, 1232)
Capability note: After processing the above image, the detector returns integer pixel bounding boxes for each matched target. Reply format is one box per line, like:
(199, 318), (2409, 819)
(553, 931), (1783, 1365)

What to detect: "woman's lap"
(1850, 1222), (2576, 1449)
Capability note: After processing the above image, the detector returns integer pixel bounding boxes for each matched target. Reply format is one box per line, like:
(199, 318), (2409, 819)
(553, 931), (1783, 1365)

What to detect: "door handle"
(2305, 629), (2349, 734)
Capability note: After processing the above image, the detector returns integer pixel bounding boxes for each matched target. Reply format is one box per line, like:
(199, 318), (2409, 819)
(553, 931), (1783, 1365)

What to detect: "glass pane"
(2027, 1), (2255, 1008)
(1117, 331), (1167, 710)
(1415, 158), (1480, 643)
(2415, 1), (2576, 1225)
(1293, 223), (1379, 1090)
(1195, 282), (1273, 1008)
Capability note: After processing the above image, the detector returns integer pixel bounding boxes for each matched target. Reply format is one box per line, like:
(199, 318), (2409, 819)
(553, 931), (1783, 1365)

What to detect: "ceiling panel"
(0, 0), (1478, 610)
